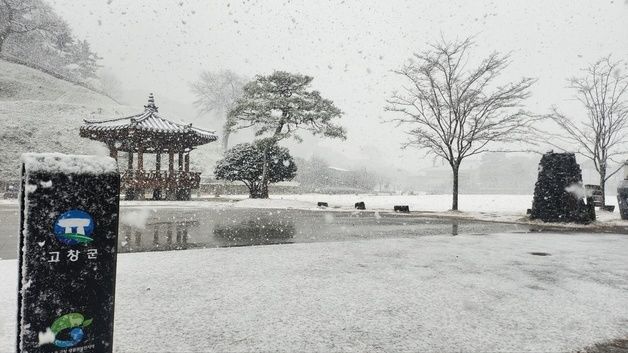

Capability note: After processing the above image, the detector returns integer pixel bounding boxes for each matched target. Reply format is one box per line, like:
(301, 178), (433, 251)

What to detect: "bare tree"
(549, 56), (628, 205)
(386, 37), (537, 210)
(190, 70), (247, 151)
(0, 0), (59, 53)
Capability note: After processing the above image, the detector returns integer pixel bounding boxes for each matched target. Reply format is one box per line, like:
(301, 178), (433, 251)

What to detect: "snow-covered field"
(1, 233), (627, 352)
(2, 193), (625, 230)
(228, 193), (626, 230)
(243, 193), (537, 213)
(251, 193), (627, 228)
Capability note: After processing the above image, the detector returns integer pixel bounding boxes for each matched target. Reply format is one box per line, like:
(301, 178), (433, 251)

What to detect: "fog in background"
(48, 0), (628, 191)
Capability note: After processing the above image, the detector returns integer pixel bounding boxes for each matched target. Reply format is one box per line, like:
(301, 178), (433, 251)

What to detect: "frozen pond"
(0, 204), (532, 260)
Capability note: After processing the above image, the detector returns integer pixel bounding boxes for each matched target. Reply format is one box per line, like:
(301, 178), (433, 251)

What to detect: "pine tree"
(228, 71), (346, 198)
(214, 142), (297, 198)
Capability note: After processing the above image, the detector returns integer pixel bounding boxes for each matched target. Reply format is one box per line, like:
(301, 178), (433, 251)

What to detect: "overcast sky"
(48, 0), (628, 172)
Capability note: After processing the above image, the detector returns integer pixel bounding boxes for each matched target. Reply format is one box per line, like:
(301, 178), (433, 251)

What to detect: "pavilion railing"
(121, 170), (201, 189)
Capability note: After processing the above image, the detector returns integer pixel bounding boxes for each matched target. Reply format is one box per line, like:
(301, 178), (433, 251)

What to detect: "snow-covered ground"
(1, 233), (627, 352)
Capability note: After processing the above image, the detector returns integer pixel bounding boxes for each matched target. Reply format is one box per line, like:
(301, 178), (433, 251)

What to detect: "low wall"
(200, 183), (302, 195)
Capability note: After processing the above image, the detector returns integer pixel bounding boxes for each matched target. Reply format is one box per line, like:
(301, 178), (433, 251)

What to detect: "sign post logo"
(40, 313), (93, 348)
(54, 210), (95, 245)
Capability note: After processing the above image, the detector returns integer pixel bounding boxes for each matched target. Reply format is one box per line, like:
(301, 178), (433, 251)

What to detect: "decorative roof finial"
(144, 93), (158, 111)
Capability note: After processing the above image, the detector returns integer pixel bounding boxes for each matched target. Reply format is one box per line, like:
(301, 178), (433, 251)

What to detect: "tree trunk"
(221, 125), (231, 151)
(259, 144), (270, 199)
(451, 165), (459, 211)
(599, 170), (606, 206)
(248, 183), (261, 198)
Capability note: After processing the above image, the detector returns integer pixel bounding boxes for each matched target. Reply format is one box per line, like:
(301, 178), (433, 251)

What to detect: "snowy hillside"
(0, 59), (133, 180)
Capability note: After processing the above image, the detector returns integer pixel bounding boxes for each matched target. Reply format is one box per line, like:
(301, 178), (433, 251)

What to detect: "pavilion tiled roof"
(80, 94), (218, 148)
(83, 110), (217, 140)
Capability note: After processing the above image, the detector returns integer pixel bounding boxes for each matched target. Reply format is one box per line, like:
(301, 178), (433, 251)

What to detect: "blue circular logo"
(53, 210), (95, 245)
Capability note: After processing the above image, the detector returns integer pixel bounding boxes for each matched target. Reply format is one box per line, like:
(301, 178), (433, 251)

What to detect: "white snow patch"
(566, 183), (587, 199)
(120, 208), (152, 229)
(38, 180), (52, 188)
(37, 328), (55, 346)
(90, 143), (111, 158)
(21, 153), (117, 175)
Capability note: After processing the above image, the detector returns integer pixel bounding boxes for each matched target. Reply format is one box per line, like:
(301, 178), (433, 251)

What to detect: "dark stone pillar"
(17, 153), (119, 353)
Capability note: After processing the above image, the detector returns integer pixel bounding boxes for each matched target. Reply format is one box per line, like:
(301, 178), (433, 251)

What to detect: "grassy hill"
(0, 59), (223, 181)
(0, 59), (134, 180)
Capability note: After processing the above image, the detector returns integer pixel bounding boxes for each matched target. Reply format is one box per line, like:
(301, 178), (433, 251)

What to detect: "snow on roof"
(22, 153), (118, 175)
(83, 110), (217, 138)
(82, 94), (217, 140)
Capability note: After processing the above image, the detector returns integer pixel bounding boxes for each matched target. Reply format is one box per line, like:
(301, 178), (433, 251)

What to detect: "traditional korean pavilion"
(80, 93), (218, 200)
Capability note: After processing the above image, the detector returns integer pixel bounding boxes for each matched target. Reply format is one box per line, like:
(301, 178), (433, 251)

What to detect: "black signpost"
(17, 153), (120, 353)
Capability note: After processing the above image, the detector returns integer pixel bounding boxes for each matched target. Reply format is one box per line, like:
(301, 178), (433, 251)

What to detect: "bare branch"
(547, 56), (628, 201)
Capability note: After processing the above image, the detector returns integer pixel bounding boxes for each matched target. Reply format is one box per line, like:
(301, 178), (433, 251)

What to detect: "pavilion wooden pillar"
(184, 153), (190, 172)
(168, 151), (174, 173)
(108, 145), (118, 161)
(137, 149), (144, 170)
(127, 151), (134, 170)
(152, 152), (163, 200)
(135, 149), (145, 200)
(178, 152), (184, 171)
(155, 152), (161, 171)
(166, 150), (176, 201)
